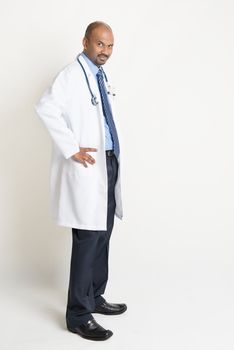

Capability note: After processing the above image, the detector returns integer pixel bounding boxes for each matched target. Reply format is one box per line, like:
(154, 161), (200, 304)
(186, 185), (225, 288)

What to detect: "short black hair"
(84, 21), (112, 39)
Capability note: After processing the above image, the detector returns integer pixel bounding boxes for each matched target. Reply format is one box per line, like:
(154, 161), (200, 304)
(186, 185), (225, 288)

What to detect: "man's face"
(83, 26), (114, 66)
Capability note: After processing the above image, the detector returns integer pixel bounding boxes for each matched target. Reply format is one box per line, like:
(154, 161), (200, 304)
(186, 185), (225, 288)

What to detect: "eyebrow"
(97, 40), (114, 46)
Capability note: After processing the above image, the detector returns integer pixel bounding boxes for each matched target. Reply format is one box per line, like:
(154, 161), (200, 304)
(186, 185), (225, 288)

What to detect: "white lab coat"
(35, 54), (123, 230)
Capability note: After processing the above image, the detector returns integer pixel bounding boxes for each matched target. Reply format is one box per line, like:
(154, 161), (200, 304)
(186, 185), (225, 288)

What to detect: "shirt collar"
(80, 52), (99, 77)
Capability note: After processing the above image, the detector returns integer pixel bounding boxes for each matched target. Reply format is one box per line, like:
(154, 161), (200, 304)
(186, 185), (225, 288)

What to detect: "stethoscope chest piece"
(91, 95), (98, 106)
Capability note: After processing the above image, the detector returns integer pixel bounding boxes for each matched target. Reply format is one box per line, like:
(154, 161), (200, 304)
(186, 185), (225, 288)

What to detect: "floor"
(1, 261), (234, 350)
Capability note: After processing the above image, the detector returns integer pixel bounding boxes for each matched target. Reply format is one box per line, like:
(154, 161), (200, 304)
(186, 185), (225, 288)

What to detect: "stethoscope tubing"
(76, 54), (111, 106)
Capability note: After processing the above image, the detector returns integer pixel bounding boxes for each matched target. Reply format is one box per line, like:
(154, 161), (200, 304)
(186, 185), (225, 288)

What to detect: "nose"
(101, 46), (111, 56)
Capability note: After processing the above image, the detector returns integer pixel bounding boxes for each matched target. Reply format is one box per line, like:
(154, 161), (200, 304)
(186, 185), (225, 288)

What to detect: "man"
(35, 21), (126, 341)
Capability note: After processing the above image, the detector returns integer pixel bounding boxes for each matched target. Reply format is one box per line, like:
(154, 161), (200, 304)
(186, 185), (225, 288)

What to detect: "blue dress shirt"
(80, 52), (114, 151)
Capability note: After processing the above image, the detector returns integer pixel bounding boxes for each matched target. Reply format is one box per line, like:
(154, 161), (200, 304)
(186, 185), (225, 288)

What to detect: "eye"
(97, 42), (103, 47)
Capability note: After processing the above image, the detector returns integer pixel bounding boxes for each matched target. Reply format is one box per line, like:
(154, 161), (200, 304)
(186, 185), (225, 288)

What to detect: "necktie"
(96, 68), (120, 159)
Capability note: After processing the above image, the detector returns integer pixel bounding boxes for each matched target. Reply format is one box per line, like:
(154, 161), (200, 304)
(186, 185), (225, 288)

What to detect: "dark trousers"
(66, 153), (118, 327)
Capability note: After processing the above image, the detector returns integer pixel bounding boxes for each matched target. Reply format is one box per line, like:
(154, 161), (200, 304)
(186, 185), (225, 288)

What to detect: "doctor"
(35, 21), (127, 341)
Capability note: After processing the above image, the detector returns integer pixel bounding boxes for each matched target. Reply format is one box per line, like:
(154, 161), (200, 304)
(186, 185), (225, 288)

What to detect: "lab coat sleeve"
(35, 69), (79, 159)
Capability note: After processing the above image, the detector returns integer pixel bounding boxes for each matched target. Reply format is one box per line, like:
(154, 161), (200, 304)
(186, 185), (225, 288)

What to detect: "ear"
(82, 37), (88, 50)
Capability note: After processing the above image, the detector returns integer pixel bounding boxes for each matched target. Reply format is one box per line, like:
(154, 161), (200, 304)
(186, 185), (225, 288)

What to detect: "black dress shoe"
(67, 318), (113, 341)
(94, 300), (127, 315)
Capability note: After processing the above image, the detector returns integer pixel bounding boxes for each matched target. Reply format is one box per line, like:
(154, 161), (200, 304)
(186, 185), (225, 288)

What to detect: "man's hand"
(72, 147), (97, 168)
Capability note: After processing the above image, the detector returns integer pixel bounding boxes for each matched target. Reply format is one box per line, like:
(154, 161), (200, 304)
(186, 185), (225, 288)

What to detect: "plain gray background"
(1, 0), (234, 349)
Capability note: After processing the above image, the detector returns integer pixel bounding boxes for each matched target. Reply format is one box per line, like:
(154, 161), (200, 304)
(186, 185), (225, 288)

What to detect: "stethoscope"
(76, 53), (115, 106)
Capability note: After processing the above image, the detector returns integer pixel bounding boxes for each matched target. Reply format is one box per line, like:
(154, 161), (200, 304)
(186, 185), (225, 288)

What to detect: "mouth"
(98, 55), (108, 60)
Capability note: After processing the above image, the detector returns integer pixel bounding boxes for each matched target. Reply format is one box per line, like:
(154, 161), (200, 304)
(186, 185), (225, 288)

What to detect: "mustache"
(98, 54), (109, 59)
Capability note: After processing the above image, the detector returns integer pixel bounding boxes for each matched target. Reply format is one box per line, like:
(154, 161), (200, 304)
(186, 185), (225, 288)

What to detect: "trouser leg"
(66, 229), (99, 327)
